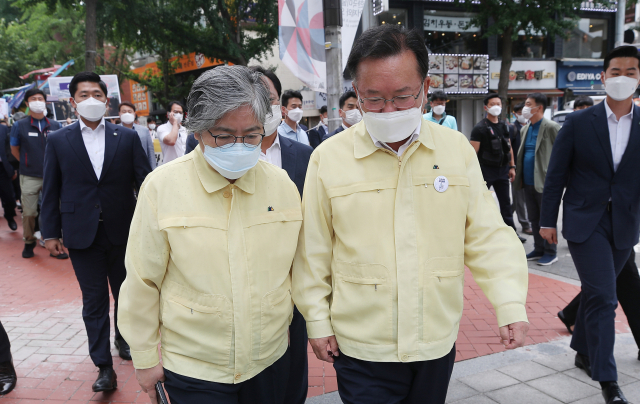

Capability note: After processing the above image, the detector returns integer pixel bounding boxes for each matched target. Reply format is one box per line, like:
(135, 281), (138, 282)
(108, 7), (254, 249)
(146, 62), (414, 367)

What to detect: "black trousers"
(284, 306), (308, 404)
(0, 321), (11, 363)
(164, 349), (291, 404)
(68, 222), (127, 367)
(0, 164), (16, 220)
(480, 165), (516, 230)
(333, 345), (456, 404)
(568, 211), (631, 381)
(563, 250), (640, 349)
(524, 184), (557, 256)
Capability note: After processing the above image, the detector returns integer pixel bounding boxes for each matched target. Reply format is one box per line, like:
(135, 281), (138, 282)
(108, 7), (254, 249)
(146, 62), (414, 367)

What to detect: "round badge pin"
(434, 176), (449, 193)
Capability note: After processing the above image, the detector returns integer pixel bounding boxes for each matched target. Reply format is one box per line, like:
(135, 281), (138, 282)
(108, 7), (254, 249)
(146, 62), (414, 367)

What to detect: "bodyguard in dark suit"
(540, 46), (640, 404)
(306, 105), (327, 148)
(321, 91), (361, 142)
(41, 72), (151, 393)
(0, 125), (17, 230)
(251, 66), (312, 404)
(185, 132), (198, 155)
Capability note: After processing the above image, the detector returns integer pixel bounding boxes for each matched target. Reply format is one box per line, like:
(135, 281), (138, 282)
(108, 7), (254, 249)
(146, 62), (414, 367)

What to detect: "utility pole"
(324, 0), (343, 134)
(616, 0), (626, 46)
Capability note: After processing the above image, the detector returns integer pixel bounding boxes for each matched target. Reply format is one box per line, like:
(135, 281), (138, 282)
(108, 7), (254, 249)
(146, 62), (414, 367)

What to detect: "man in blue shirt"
(10, 88), (65, 259)
(423, 91), (458, 130)
(513, 93), (561, 266)
(278, 90), (310, 146)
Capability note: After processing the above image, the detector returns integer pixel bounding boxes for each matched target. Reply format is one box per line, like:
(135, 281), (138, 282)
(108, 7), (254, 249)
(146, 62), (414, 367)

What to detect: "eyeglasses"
(356, 85), (424, 112)
(206, 130), (265, 149)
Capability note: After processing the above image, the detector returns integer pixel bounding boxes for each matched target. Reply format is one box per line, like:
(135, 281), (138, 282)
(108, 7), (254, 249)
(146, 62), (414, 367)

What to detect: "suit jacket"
(513, 118), (561, 193)
(0, 125), (14, 176)
(307, 125), (326, 149)
(185, 132), (198, 155)
(322, 125), (345, 142)
(41, 121), (152, 249)
(133, 124), (156, 170)
(279, 135), (312, 196)
(540, 102), (640, 249)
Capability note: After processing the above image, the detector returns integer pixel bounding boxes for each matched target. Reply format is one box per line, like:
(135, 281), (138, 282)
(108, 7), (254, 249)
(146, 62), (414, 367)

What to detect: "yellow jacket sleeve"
(117, 186), (170, 369)
(462, 139), (529, 327)
(292, 153), (335, 339)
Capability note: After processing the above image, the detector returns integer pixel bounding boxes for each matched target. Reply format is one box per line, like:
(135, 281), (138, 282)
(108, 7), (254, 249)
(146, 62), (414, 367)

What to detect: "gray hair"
(184, 65), (271, 134)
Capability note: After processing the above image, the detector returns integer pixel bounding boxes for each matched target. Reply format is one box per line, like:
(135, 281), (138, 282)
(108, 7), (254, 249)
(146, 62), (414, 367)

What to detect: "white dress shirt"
(604, 100), (633, 172)
(79, 118), (106, 178)
(156, 122), (187, 164)
(369, 119), (422, 157)
(259, 134), (282, 168)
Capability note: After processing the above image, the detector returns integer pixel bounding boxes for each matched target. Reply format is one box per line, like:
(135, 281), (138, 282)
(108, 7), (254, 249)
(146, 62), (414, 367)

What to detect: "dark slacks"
(563, 250), (640, 349)
(68, 222), (127, 367)
(333, 345), (456, 404)
(568, 211), (632, 381)
(524, 184), (557, 255)
(0, 165), (16, 220)
(481, 165), (516, 230)
(0, 321), (11, 363)
(511, 185), (530, 230)
(284, 306), (308, 404)
(164, 349), (291, 404)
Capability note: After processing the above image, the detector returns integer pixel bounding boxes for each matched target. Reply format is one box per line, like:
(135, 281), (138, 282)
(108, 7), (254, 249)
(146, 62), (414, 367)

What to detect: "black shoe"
(22, 243), (35, 258)
(92, 366), (117, 392)
(115, 338), (131, 361)
(575, 352), (592, 378)
(522, 227), (533, 235)
(518, 235), (527, 243)
(602, 382), (628, 403)
(50, 252), (69, 259)
(558, 310), (573, 335)
(6, 217), (17, 231)
(0, 360), (16, 395)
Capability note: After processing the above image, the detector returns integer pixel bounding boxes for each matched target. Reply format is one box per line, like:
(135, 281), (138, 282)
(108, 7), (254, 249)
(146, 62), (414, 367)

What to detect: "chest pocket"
(159, 216), (229, 269)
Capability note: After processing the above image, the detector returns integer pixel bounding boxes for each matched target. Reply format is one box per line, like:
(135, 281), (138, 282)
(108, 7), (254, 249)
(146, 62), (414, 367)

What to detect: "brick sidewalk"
(0, 217), (631, 403)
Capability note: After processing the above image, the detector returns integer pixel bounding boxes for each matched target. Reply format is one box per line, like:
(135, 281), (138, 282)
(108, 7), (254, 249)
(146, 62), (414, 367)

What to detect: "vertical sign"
(130, 82), (150, 116)
(342, 0), (366, 72)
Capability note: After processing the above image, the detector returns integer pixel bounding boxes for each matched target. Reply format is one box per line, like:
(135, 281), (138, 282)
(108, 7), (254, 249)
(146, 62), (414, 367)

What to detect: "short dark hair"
(281, 90), (303, 108)
(604, 45), (640, 72)
(339, 91), (358, 109)
(347, 25), (428, 82)
(319, 105), (327, 114)
(167, 101), (184, 113)
(147, 117), (156, 123)
(25, 88), (46, 102)
(249, 66), (282, 98)
(119, 101), (136, 112)
(527, 92), (547, 110)
(69, 72), (108, 98)
(430, 90), (448, 102)
(574, 95), (594, 108)
(484, 93), (501, 106)
(513, 102), (525, 113)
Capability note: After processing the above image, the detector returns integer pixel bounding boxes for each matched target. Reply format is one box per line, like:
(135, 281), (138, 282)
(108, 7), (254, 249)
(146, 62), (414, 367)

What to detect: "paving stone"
(486, 384), (562, 404)
(496, 360), (557, 382)
(562, 367), (637, 388)
(450, 395), (498, 404)
(527, 373), (600, 402)
(445, 379), (479, 403)
(458, 369), (520, 392)
(533, 352), (578, 372)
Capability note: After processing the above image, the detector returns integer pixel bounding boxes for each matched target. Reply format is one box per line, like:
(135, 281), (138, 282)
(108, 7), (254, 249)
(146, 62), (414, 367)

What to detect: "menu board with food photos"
(428, 54), (489, 94)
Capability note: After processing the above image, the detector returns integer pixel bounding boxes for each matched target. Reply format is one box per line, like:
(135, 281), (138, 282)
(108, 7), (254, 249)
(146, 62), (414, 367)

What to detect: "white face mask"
(521, 106), (536, 120)
(344, 109), (363, 126)
(287, 108), (303, 123)
(516, 114), (528, 124)
(432, 105), (446, 115)
(74, 97), (107, 122)
(604, 75), (639, 101)
(487, 105), (502, 117)
(29, 101), (47, 114)
(202, 142), (261, 180)
(363, 107), (422, 144)
(264, 105), (282, 136)
(120, 112), (135, 125)
(172, 113), (183, 123)
(148, 123), (156, 130)
(322, 117), (328, 126)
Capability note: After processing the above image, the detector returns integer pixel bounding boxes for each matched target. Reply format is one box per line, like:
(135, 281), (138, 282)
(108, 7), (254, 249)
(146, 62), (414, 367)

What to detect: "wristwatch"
(509, 165), (516, 170)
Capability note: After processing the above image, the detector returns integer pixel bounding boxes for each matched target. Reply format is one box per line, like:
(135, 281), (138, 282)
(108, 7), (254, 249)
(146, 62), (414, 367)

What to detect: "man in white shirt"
(277, 90), (310, 146)
(156, 101), (187, 164)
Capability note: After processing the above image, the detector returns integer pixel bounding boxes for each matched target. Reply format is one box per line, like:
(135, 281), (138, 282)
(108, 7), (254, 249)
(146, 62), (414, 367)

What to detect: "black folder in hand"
(155, 381), (169, 404)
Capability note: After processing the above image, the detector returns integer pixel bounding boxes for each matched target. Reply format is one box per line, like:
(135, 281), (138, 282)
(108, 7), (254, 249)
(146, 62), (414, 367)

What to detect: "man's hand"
(309, 336), (339, 363)
(11, 170), (16, 180)
(168, 113), (179, 126)
(508, 168), (516, 182)
(45, 239), (66, 257)
(136, 363), (165, 401)
(539, 228), (558, 244)
(499, 321), (529, 350)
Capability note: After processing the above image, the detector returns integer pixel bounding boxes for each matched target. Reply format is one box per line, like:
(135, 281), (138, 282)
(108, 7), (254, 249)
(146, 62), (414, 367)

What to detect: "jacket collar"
(353, 118), (436, 159)
(30, 116), (51, 132)
(193, 146), (256, 194)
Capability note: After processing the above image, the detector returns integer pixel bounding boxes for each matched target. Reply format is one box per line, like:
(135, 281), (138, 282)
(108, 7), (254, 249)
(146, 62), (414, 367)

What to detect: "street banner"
(341, 0), (365, 72)
(0, 99), (8, 120)
(7, 83), (35, 113)
(47, 75), (121, 121)
(278, 0), (326, 92)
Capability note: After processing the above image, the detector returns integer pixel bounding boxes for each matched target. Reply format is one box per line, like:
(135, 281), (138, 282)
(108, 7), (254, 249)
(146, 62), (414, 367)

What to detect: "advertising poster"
(47, 75), (121, 121)
(428, 54), (489, 94)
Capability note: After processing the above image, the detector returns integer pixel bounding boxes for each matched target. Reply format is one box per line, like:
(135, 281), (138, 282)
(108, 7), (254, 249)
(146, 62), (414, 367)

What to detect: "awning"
(20, 65), (62, 80)
(0, 83), (33, 93)
(506, 89), (564, 96)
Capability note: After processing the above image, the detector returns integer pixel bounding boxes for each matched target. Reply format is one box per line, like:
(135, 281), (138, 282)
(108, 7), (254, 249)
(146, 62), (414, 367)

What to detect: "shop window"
(562, 18), (608, 58)
(423, 10), (486, 54)
(498, 30), (548, 59)
(378, 9), (408, 28)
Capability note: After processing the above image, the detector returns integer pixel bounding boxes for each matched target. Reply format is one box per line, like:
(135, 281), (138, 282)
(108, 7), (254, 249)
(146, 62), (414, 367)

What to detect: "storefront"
(557, 60), (606, 110)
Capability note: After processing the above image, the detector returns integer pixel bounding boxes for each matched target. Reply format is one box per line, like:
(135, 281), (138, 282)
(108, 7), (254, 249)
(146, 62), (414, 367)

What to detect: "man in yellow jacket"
(293, 25), (530, 404)
(118, 66), (302, 404)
